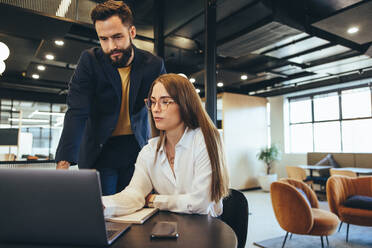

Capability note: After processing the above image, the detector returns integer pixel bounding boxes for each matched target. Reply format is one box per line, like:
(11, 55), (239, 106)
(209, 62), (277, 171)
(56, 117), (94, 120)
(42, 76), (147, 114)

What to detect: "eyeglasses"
(144, 97), (176, 111)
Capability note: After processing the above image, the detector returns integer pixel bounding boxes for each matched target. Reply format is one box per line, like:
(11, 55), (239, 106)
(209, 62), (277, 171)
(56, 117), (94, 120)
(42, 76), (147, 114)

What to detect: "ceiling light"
(196, 89), (201, 93)
(56, 0), (72, 17)
(45, 54), (54, 60)
(217, 82), (224, 87)
(241, 74), (248, 80)
(0, 41), (10, 61)
(178, 73), (187, 78)
(189, 78), (196, 83)
(54, 40), (64, 46)
(0, 61), (5, 74)
(347, 26), (359, 34)
(32, 74), (40, 79)
(8, 118), (49, 123)
(29, 110), (65, 118)
(37, 65), (46, 71)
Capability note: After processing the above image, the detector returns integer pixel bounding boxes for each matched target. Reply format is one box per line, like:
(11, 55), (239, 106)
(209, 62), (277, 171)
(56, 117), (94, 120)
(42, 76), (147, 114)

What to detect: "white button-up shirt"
(102, 127), (223, 217)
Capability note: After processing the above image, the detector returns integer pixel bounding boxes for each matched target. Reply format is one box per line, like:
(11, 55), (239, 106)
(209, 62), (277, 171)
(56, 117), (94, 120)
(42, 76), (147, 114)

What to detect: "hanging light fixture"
(0, 61), (5, 74)
(0, 42), (10, 61)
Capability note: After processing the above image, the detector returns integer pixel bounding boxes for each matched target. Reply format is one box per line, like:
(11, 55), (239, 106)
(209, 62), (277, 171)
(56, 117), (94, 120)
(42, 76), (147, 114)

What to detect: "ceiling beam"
(164, 11), (204, 38)
(191, 0), (263, 40)
(256, 68), (372, 97)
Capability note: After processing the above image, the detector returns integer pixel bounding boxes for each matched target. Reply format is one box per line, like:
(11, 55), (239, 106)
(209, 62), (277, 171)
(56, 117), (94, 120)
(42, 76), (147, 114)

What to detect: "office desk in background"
(0, 211), (237, 248)
(331, 167), (372, 176)
(298, 165), (333, 177)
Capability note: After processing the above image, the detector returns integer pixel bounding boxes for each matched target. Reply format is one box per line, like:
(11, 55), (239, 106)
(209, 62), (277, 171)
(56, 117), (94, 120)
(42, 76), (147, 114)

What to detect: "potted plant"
(257, 144), (281, 191)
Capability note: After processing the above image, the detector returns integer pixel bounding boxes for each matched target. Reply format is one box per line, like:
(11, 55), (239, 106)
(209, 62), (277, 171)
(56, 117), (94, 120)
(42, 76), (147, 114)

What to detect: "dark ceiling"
(0, 0), (371, 103)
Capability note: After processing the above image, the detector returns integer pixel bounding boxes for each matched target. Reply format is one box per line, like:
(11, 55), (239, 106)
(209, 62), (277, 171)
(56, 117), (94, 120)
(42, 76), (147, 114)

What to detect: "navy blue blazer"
(55, 46), (166, 169)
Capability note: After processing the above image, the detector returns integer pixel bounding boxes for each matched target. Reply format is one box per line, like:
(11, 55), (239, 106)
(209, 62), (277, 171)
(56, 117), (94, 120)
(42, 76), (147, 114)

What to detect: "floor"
(243, 190), (284, 248)
(242, 190), (331, 248)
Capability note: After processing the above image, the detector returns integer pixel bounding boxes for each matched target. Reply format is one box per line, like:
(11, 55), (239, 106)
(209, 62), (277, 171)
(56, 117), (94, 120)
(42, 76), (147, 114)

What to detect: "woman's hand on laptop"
(56, 160), (70, 170)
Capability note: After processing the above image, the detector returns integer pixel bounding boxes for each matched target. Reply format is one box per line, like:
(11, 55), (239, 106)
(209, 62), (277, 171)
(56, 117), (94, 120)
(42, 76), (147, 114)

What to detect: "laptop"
(0, 168), (131, 246)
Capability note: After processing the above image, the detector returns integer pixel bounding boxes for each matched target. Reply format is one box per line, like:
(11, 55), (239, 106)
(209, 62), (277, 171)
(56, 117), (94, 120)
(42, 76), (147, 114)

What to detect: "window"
(341, 87), (371, 118)
(288, 85), (372, 153)
(0, 99), (66, 159)
(313, 121), (341, 152)
(313, 92), (339, 121)
(342, 119), (372, 152)
(267, 102), (271, 146)
(289, 97), (312, 123)
(290, 123), (313, 152)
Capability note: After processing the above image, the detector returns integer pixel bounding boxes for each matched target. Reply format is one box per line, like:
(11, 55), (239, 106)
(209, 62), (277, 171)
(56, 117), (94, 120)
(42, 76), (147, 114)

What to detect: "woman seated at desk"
(103, 73), (229, 217)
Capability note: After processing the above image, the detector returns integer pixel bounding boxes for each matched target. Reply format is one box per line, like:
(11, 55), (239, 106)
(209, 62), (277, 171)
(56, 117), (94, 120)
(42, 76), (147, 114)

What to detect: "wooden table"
(331, 167), (372, 176)
(0, 211), (237, 248)
(298, 165), (333, 177)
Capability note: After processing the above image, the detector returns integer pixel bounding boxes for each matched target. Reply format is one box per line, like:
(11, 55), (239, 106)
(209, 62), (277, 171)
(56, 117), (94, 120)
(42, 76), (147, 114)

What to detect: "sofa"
(308, 152), (372, 168)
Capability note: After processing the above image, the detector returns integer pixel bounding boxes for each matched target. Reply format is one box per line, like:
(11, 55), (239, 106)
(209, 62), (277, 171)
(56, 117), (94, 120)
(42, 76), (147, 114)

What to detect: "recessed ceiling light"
(347, 26), (359, 34)
(0, 61), (5, 74)
(32, 74), (40, 79)
(217, 82), (224, 87)
(196, 89), (201, 93)
(189, 78), (196, 83)
(178, 73), (187, 78)
(45, 54), (54, 60)
(54, 40), (64, 46)
(0, 41), (10, 61)
(37, 65), (46, 71)
(241, 74), (248, 80)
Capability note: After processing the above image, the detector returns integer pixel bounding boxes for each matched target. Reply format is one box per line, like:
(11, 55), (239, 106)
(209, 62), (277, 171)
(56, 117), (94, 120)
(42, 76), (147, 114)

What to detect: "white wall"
(223, 93), (268, 189)
(269, 96), (307, 178)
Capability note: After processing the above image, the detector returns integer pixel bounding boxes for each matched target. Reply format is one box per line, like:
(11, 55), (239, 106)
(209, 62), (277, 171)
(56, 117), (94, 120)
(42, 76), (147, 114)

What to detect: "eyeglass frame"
(144, 96), (176, 111)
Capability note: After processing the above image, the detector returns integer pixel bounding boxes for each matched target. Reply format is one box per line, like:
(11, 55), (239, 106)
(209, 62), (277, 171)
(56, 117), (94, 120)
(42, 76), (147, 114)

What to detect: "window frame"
(288, 83), (372, 153)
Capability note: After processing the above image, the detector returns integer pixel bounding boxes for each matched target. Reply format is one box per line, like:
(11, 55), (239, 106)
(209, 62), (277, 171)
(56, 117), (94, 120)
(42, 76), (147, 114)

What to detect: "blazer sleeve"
(55, 50), (96, 164)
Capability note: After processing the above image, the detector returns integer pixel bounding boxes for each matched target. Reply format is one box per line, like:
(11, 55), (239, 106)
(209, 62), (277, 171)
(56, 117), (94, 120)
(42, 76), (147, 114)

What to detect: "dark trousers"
(94, 134), (140, 196)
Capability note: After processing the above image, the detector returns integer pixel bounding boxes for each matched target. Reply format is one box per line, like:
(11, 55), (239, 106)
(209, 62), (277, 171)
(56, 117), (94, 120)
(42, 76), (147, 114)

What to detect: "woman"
(103, 73), (229, 217)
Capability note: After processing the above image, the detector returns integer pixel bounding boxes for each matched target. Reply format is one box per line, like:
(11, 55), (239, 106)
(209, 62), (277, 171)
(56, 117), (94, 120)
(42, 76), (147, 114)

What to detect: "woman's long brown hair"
(147, 73), (229, 202)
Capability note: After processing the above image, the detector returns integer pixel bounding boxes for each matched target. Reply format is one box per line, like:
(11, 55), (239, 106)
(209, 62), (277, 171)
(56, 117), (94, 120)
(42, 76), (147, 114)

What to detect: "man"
(55, 0), (166, 195)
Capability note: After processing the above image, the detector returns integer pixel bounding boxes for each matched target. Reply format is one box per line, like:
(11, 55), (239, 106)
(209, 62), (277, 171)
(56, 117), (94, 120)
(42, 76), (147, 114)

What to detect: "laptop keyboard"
(106, 230), (117, 239)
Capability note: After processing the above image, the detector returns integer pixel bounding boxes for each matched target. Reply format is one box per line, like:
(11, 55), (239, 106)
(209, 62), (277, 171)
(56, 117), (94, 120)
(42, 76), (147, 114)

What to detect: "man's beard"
(105, 40), (133, 68)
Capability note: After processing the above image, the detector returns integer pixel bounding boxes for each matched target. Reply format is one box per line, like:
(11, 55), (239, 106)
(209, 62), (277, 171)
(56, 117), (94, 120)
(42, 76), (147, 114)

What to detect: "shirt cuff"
(102, 196), (116, 217)
(153, 195), (170, 209)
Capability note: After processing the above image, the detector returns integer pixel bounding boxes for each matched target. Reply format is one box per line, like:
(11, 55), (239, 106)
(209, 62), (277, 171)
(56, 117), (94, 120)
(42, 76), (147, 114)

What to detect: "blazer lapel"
(129, 46), (144, 114)
(97, 49), (122, 99)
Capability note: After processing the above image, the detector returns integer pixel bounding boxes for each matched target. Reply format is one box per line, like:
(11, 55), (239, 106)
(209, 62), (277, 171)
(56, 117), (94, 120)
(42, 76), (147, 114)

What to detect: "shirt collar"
(158, 126), (194, 154)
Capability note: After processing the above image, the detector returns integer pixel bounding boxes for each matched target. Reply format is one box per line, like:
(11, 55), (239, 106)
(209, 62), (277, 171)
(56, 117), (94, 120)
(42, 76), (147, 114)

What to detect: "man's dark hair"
(91, 0), (133, 26)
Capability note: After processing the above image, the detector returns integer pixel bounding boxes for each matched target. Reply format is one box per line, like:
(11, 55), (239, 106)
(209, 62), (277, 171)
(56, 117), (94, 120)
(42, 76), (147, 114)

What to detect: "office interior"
(1, 0), (372, 247)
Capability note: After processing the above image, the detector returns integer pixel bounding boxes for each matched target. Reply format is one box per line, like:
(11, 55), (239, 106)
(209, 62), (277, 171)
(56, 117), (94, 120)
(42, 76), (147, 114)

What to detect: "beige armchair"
(286, 166), (314, 189)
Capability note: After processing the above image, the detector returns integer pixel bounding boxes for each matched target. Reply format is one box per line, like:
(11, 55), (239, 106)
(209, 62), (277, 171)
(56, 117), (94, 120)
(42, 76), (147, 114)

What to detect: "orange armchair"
(326, 175), (372, 242)
(271, 178), (339, 248)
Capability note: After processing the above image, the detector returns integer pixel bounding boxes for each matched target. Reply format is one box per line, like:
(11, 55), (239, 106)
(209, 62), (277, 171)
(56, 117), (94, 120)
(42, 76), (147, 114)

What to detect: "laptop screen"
(0, 168), (120, 246)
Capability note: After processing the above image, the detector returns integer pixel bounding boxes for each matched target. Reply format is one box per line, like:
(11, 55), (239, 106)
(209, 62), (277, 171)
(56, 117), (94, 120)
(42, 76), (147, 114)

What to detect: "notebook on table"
(0, 168), (131, 246)
(106, 207), (159, 224)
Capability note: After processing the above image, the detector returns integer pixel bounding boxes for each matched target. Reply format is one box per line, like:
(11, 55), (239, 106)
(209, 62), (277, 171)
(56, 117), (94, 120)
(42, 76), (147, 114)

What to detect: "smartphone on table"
(150, 221), (179, 239)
